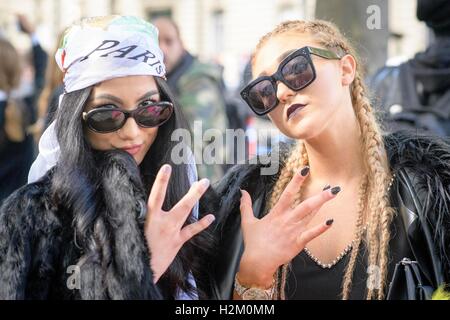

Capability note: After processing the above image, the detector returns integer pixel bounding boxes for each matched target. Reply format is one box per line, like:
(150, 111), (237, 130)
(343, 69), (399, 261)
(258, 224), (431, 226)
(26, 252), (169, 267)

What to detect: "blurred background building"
(0, 0), (429, 89)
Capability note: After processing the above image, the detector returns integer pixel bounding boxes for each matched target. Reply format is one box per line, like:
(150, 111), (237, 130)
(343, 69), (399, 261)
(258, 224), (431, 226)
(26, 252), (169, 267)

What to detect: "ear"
(340, 54), (356, 86)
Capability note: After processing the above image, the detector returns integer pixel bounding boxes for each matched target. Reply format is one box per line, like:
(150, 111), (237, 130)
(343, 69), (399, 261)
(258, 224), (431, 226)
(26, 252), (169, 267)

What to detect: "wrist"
(238, 255), (276, 289)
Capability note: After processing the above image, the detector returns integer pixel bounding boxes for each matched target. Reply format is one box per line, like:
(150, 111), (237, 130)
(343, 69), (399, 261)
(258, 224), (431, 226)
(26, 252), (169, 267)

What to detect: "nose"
(276, 82), (295, 104)
(159, 44), (168, 58)
(118, 117), (140, 140)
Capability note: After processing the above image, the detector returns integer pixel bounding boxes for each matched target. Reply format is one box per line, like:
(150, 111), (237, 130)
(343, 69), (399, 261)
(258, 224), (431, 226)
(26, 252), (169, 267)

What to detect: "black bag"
(387, 258), (435, 299)
(386, 168), (445, 300)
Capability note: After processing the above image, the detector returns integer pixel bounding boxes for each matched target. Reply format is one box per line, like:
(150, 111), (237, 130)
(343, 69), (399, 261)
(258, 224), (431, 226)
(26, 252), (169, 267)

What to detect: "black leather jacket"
(205, 131), (450, 299)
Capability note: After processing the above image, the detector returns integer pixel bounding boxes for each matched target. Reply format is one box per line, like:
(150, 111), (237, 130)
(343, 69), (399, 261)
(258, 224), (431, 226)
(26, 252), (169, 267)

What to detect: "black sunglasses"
(82, 101), (174, 133)
(240, 46), (342, 115)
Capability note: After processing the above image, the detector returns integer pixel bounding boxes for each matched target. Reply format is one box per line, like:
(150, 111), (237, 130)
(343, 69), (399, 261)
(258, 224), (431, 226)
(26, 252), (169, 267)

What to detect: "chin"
(134, 154), (144, 165)
(278, 121), (312, 140)
(292, 115), (326, 139)
(287, 131), (310, 141)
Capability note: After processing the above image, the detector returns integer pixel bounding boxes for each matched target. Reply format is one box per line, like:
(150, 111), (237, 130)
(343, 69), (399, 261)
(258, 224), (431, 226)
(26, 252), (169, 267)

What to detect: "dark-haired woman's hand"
(144, 164), (215, 284)
(236, 167), (339, 290)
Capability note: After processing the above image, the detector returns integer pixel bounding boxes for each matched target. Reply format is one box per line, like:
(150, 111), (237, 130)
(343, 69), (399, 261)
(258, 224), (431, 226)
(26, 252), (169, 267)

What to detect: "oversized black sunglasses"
(240, 46), (342, 115)
(82, 101), (174, 133)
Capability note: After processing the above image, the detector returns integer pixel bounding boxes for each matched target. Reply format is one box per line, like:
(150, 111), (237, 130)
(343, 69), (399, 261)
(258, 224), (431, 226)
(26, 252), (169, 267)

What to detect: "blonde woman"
(210, 20), (450, 300)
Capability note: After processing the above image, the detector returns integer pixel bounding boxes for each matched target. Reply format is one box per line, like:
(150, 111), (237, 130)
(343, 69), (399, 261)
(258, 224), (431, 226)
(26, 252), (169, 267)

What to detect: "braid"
(351, 73), (394, 300)
(341, 175), (368, 300)
(254, 20), (395, 300)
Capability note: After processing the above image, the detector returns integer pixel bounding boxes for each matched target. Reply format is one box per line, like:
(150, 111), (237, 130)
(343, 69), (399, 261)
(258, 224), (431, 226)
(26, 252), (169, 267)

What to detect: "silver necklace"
(302, 173), (395, 270)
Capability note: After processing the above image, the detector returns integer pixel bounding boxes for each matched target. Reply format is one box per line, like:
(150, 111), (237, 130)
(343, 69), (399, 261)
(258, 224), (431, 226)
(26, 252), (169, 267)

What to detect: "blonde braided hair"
(253, 20), (395, 300)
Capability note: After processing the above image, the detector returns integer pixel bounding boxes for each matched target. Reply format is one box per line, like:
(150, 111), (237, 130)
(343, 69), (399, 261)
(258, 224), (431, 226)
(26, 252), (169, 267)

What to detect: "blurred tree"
(110, 0), (117, 14)
(315, 0), (389, 76)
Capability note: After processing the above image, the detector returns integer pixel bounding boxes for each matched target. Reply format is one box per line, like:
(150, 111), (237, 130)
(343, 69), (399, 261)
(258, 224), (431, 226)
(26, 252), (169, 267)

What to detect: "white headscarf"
(28, 15), (166, 183)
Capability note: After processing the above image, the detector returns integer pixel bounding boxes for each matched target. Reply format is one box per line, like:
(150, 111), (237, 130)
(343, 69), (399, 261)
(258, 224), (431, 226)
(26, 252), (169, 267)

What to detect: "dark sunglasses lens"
(281, 55), (314, 90)
(135, 103), (173, 127)
(247, 80), (277, 114)
(88, 109), (125, 132)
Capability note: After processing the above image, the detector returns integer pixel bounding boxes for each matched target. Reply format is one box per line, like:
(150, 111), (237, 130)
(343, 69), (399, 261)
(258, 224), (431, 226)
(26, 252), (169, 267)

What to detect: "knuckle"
(201, 219), (210, 228)
(194, 187), (204, 198)
(180, 202), (192, 213)
(151, 195), (162, 205)
(188, 182), (198, 193)
(291, 173), (302, 183)
(281, 190), (294, 202)
(302, 201), (313, 213)
(182, 229), (194, 240)
(321, 191), (331, 201)
(189, 185), (203, 198)
(296, 235), (305, 247)
(159, 173), (170, 182)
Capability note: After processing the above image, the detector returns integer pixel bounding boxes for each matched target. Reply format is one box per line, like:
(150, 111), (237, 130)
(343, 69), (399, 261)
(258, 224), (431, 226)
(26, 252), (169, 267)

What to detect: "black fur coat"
(0, 151), (161, 299)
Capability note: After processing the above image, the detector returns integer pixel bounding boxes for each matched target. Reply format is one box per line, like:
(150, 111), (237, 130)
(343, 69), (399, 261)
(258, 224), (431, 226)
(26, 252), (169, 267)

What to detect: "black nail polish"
(331, 186), (341, 195)
(300, 166), (310, 177)
(322, 184), (331, 191)
(326, 219), (334, 226)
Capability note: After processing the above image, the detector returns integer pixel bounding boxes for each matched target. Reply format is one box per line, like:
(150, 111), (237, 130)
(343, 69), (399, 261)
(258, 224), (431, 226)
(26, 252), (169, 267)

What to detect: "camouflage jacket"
(167, 52), (229, 183)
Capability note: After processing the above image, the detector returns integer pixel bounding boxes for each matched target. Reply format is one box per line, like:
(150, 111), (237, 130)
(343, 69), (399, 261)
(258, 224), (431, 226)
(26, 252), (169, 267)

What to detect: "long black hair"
(51, 76), (215, 299)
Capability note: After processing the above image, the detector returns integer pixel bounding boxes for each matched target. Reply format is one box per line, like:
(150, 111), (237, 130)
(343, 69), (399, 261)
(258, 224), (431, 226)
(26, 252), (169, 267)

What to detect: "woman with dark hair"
(0, 16), (215, 300)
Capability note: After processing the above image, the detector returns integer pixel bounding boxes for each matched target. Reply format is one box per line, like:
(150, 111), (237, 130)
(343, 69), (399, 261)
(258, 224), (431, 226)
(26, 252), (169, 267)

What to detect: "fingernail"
(162, 164), (171, 174)
(206, 214), (216, 223)
(199, 178), (210, 189)
(326, 219), (334, 226)
(299, 166), (310, 177)
(322, 184), (331, 191)
(240, 189), (247, 201)
(331, 186), (341, 195)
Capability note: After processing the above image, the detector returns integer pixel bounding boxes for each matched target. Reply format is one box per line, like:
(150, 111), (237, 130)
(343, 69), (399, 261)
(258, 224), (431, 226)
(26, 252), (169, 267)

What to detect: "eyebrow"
(88, 90), (160, 105)
(257, 49), (297, 77)
(278, 49), (296, 62)
(136, 90), (160, 102)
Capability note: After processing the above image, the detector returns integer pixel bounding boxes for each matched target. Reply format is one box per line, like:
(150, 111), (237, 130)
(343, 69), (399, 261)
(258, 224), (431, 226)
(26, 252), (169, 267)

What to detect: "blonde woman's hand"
(144, 164), (215, 283)
(237, 167), (339, 288)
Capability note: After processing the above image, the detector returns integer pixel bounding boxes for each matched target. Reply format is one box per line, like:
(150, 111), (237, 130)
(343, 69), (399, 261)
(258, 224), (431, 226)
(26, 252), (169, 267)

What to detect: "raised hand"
(237, 167), (340, 288)
(144, 164), (215, 283)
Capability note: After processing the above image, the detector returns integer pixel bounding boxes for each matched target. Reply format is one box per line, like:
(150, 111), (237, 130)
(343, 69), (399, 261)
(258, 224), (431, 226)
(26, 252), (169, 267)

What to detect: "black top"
(286, 241), (369, 299)
(285, 212), (414, 300)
